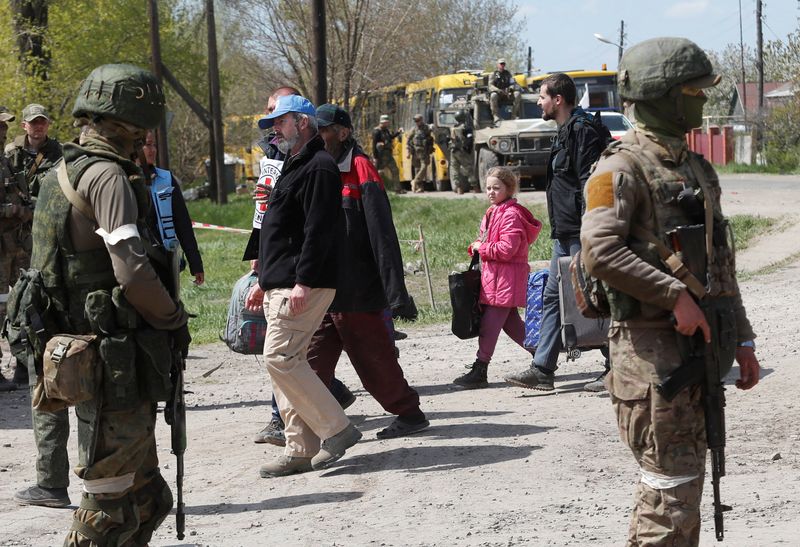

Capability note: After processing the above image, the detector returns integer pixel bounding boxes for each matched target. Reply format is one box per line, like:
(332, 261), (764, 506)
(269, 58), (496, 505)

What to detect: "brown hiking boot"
(259, 455), (313, 478)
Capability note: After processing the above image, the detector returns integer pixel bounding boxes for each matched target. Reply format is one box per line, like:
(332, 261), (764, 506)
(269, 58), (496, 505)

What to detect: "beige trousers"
(263, 287), (350, 457)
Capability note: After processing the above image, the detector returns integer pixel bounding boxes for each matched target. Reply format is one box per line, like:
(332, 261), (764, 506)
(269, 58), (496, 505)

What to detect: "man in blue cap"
(245, 95), (362, 476)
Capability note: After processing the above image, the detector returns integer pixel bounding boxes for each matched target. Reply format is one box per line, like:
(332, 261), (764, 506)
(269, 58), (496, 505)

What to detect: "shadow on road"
(184, 491), (364, 516)
(321, 443), (541, 476)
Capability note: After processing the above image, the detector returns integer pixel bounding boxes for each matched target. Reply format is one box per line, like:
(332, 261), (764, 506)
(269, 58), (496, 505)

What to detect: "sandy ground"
(1, 175), (799, 547)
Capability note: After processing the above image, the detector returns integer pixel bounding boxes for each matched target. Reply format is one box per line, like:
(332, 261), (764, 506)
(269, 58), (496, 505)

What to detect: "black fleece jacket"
(258, 135), (342, 290)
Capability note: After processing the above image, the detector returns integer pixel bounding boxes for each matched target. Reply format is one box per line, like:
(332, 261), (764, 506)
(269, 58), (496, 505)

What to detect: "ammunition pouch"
(42, 334), (99, 406)
(85, 289), (174, 408)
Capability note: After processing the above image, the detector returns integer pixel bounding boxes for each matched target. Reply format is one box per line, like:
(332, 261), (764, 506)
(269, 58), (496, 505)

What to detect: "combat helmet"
(72, 64), (165, 129)
(454, 110), (466, 123)
(618, 37), (720, 101)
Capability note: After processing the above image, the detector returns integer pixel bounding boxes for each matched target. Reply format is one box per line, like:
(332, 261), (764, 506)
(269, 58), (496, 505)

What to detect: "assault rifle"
(656, 225), (733, 541)
(164, 344), (186, 540)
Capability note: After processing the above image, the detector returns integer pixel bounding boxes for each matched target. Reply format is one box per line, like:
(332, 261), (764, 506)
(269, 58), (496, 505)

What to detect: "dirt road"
(1, 175), (798, 546)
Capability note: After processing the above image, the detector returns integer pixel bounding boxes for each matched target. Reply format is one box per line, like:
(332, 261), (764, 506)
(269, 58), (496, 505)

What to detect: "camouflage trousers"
(449, 149), (477, 192)
(376, 153), (401, 193)
(0, 231), (30, 325)
(65, 400), (172, 547)
(608, 326), (707, 547)
(410, 150), (430, 192)
(28, 385), (71, 489)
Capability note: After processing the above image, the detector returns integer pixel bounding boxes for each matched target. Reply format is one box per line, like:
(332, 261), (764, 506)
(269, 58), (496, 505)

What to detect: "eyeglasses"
(681, 86), (706, 98)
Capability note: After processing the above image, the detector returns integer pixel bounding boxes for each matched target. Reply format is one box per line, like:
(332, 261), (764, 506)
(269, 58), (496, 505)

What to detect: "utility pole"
(207, 0), (226, 204)
(756, 0), (764, 114)
(618, 20), (625, 67)
(527, 46), (532, 76)
(738, 0), (747, 123)
(311, 0), (327, 106)
(147, 0), (169, 169)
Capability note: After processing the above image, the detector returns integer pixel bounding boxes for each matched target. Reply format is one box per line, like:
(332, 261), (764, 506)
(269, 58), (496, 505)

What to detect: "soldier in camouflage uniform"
(448, 109), (478, 194)
(0, 105), (26, 391)
(372, 114), (404, 194)
(406, 114), (433, 193)
(24, 64), (190, 545)
(581, 38), (761, 546)
(488, 58), (521, 124)
(5, 103), (63, 198)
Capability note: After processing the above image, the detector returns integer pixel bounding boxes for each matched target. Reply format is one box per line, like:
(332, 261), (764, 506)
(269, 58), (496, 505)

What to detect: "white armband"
(95, 223), (140, 245)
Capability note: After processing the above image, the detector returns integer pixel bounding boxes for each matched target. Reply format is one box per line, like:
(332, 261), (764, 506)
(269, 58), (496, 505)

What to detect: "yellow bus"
(527, 69), (619, 112)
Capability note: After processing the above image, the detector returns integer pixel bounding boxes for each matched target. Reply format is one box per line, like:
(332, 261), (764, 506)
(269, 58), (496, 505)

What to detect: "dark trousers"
(308, 311), (420, 417)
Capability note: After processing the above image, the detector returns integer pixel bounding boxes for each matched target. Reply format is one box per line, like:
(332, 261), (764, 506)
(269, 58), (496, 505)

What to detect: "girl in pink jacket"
(454, 167), (542, 389)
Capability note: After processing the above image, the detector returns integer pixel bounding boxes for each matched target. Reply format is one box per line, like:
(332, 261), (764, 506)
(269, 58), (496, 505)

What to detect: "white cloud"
(664, 0), (710, 18)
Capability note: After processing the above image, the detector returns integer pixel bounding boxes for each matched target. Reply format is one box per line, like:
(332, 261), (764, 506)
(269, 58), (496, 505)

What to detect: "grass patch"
(730, 214), (778, 251)
(181, 196), (774, 343)
(715, 163), (797, 175)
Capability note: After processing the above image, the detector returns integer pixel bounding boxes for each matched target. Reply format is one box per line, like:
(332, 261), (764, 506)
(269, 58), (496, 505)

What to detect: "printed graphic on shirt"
(254, 158), (284, 228)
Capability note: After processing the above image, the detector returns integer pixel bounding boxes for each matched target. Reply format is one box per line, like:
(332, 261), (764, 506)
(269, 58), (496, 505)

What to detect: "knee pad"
(131, 472), (173, 545)
(68, 493), (138, 547)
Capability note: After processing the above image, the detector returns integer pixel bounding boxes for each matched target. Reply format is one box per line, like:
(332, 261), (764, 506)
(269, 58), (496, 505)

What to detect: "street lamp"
(594, 33), (623, 68)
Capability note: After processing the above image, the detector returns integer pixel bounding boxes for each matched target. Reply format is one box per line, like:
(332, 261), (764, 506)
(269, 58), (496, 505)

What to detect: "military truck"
(447, 86), (557, 191)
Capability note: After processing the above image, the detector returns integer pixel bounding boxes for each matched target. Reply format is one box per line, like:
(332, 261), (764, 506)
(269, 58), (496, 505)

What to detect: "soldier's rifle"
(656, 225), (731, 542)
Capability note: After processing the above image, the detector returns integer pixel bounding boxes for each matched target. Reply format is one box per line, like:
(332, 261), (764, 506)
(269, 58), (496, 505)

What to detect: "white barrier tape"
(191, 221), (251, 234)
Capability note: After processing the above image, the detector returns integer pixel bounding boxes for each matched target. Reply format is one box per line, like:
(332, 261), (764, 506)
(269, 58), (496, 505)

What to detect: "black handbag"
(449, 253), (482, 339)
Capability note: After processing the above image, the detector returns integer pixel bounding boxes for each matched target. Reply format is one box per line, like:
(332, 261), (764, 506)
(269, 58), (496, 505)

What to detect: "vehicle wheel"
(477, 148), (499, 192)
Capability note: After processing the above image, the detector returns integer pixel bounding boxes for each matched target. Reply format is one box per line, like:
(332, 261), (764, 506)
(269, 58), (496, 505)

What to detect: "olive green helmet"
(72, 63), (165, 129)
(618, 37), (720, 101)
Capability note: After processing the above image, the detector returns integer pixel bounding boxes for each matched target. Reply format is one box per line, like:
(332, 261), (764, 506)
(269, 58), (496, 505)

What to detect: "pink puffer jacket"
(469, 198), (542, 307)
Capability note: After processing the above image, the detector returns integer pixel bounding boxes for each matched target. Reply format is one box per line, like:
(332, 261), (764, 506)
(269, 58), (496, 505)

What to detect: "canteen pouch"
(135, 329), (173, 402)
(99, 334), (139, 409)
(32, 375), (69, 412)
(42, 334), (99, 406)
(85, 290), (116, 336)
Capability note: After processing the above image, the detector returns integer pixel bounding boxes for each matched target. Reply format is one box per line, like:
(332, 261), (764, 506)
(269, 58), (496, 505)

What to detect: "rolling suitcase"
(523, 269), (549, 350)
(556, 255), (609, 360)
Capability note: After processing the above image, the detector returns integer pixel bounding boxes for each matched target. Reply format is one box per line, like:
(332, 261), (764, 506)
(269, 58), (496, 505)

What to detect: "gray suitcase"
(557, 255), (609, 360)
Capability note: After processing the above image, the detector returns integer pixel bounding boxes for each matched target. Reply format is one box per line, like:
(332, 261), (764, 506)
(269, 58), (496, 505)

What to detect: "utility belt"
(31, 286), (174, 412)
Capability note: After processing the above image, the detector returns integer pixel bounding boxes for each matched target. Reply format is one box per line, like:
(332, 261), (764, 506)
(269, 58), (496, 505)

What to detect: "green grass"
(714, 163), (798, 175)
(182, 195), (774, 344)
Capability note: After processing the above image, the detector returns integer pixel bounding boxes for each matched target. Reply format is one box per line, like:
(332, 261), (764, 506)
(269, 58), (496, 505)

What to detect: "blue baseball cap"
(258, 95), (316, 129)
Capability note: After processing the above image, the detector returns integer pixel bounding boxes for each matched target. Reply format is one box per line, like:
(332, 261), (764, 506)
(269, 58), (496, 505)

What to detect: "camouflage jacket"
(407, 124), (433, 154)
(5, 135), (63, 198)
(0, 154), (32, 232)
(489, 69), (514, 93)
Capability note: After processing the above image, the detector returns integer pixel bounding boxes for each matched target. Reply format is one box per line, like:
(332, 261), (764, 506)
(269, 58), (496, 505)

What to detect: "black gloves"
(171, 323), (192, 357)
(392, 295), (418, 322)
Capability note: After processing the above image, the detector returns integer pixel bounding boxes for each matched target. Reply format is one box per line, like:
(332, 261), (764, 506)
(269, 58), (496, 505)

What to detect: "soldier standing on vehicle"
(580, 38), (760, 545)
(372, 114), (404, 194)
(406, 114), (433, 193)
(448, 109), (478, 194)
(488, 59), (521, 124)
(26, 63), (190, 543)
(5, 103), (63, 198)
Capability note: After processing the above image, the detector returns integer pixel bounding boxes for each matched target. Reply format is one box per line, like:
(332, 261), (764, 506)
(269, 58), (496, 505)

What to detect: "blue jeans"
(532, 238), (581, 372)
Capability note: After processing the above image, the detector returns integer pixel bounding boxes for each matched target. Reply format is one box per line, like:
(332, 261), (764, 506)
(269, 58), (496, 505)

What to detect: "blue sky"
(514, 0), (798, 73)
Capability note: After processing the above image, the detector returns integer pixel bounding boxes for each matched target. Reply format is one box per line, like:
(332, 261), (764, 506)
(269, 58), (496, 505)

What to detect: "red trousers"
(307, 311), (421, 417)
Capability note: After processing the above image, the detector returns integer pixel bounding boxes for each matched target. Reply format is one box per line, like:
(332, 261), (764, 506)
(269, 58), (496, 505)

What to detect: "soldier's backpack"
(523, 269), (549, 350)
(221, 270), (268, 355)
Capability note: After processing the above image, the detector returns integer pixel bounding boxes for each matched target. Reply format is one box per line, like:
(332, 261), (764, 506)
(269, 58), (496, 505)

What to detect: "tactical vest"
(0, 155), (32, 232)
(412, 126), (430, 149)
(606, 140), (738, 298)
(151, 167), (179, 251)
(31, 143), (149, 334)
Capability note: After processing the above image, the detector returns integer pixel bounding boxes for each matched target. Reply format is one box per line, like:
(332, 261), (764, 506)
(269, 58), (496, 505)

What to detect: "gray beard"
(276, 134), (298, 155)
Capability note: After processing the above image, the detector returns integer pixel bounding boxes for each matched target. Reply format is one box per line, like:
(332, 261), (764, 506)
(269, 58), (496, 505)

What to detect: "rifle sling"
(57, 161), (97, 223)
(630, 225), (707, 299)
(27, 151), (45, 186)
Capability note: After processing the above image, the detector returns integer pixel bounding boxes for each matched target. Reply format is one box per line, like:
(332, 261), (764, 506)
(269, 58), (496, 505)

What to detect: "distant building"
(728, 82), (796, 120)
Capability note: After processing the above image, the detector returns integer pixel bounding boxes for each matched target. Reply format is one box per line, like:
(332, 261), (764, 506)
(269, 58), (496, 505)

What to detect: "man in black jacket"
(504, 73), (608, 392)
(310, 104), (428, 439)
(245, 95), (361, 476)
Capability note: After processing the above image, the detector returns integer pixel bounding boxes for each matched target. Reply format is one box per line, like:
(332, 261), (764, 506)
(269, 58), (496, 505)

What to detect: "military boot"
(453, 360), (489, 389)
(14, 485), (71, 508)
(0, 371), (17, 392)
